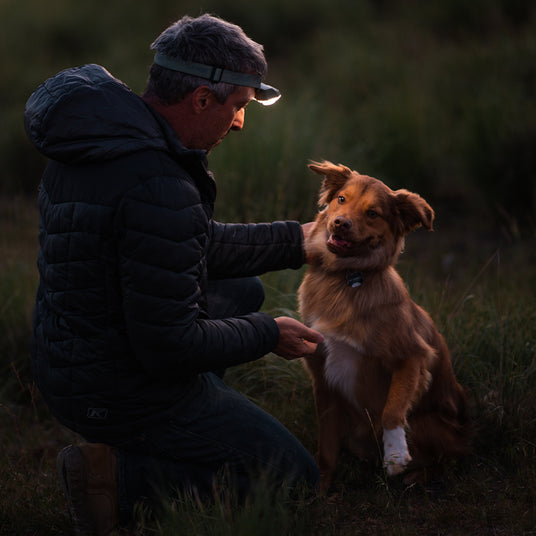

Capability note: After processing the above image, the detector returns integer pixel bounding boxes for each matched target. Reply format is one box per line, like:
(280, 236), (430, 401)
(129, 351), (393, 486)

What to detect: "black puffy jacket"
(24, 65), (304, 440)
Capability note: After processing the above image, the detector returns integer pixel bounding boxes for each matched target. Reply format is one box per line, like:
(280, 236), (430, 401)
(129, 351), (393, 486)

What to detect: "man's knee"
(242, 276), (265, 313)
(207, 276), (265, 318)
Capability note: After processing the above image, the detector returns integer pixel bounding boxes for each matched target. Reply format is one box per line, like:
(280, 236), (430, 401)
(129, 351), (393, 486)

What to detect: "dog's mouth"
(327, 234), (354, 255)
(327, 233), (381, 257)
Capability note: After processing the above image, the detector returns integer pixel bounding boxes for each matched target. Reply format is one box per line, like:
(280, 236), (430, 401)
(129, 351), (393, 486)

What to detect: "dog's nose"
(334, 216), (352, 230)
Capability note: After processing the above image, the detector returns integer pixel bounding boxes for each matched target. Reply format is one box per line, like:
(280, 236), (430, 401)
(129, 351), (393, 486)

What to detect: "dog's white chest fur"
(323, 337), (363, 408)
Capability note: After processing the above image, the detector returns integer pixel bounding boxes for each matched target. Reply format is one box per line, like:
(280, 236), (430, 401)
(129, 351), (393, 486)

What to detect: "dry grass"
(2, 196), (536, 535)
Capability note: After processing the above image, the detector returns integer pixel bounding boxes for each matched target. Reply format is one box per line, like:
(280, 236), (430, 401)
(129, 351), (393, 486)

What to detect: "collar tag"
(346, 271), (363, 288)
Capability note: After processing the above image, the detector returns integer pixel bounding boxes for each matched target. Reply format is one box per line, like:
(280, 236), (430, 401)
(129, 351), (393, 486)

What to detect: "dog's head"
(307, 160), (434, 271)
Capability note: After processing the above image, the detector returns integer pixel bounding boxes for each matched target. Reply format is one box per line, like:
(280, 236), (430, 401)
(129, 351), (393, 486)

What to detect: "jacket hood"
(24, 64), (189, 164)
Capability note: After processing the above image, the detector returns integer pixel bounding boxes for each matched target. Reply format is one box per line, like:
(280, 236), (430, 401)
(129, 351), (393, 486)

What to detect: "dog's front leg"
(312, 383), (348, 491)
(381, 357), (424, 475)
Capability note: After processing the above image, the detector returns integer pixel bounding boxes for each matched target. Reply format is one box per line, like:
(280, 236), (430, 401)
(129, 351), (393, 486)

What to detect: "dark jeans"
(107, 277), (319, 520)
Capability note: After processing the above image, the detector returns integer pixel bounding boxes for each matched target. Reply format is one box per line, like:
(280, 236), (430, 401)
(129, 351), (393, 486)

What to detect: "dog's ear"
(309, 161), (353, 205)
(394, 189), (435, 234)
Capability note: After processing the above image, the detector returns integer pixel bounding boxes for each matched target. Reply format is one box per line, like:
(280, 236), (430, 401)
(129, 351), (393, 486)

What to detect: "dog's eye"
(366, 209), (379, 219)
(338, 196), (346, 204)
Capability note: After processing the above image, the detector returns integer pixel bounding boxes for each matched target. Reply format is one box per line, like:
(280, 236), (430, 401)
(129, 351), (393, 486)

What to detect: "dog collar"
(346, 271), (363, 288)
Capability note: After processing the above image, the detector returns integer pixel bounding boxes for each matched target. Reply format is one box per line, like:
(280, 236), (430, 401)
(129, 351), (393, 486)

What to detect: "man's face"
(197, 85), (255, 153)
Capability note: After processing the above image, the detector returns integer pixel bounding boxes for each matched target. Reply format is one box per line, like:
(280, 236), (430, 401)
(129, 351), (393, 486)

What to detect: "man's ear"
(308, 161), (353, 206)
(191, 86), (215, 113)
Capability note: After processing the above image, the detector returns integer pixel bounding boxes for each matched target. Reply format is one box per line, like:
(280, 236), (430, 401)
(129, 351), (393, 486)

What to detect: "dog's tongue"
(328, 234), (352, 248)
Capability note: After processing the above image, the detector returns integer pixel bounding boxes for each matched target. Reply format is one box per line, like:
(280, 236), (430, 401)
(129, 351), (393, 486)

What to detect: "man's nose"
(231, 108), (245, 131)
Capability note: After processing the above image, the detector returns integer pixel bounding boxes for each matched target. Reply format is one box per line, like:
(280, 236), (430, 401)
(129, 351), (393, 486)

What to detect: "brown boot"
(57, 443), (119, 536)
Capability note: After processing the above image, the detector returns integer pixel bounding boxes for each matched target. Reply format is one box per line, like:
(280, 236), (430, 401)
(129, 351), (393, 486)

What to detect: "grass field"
(2, 0), (536, 533)
(1, 194), (535, 535)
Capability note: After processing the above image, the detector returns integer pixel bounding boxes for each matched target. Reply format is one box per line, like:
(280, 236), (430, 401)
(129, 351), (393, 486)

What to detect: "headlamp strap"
(153, 52), (262, 88)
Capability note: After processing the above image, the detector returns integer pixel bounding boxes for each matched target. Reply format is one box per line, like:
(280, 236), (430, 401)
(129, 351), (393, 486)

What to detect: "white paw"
(383, 426), (412, 476)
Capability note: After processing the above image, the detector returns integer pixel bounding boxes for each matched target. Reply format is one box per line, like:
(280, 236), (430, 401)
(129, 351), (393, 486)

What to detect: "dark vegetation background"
(1, 0), (536, 534)
(3, 0), (536, 233)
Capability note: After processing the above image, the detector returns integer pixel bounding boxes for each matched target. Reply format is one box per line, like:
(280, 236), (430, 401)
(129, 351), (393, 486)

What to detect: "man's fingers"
(273, 316), (323, 360)
(301, 339), (319, 357)
(307, 329), (324, 344)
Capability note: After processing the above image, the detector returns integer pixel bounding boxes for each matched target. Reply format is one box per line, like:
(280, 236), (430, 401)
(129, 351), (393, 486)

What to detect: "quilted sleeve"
(116, 177), (279, 379)
(206, 220), (305, 278)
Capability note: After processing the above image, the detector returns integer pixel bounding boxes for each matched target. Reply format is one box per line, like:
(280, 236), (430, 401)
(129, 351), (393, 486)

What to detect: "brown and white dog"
(299, 161), (472, 490)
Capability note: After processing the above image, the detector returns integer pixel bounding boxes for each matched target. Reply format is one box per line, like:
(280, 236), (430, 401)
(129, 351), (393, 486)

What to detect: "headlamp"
(153, 52), (281, 105)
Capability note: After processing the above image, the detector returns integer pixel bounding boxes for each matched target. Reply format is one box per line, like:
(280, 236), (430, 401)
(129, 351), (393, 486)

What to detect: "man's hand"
(301, 222), (318, 265)
(273, 316), (324, 360)
(302, 221), (315, 241)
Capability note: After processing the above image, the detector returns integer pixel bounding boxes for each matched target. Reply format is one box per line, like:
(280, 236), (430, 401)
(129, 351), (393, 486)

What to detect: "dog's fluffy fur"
(299, 161), (472, 489)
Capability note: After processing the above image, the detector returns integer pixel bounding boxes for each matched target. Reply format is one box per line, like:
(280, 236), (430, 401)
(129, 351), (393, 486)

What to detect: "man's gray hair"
(144, 14), (268, 105)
